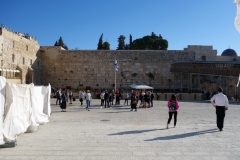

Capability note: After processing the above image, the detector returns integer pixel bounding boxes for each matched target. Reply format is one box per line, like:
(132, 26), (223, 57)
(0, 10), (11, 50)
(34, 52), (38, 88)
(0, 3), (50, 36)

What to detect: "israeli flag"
(114, 59), (118, 71)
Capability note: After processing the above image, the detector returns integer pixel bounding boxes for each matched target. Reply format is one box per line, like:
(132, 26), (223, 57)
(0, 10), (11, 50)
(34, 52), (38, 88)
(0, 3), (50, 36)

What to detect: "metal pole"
(115, 69), (116, 92)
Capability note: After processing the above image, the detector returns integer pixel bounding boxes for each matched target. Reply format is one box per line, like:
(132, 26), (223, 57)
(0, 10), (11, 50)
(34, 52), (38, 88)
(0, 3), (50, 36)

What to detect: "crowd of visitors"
(55, 87), (229, 132)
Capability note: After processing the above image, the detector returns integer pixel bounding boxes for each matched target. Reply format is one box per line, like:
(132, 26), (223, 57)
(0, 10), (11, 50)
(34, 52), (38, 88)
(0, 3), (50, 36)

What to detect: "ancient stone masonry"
(0, 27), (40, 84)
(40, 46), (197, 91)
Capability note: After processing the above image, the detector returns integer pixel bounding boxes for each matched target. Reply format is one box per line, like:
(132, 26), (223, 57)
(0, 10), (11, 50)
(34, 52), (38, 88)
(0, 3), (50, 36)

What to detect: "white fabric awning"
(0, 68), (20, 72)
(129, 84), (154, 89)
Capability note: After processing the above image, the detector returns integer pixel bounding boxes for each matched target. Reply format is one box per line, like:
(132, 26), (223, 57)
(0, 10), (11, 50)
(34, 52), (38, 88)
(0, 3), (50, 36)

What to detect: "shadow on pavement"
(144, 128), (219, 141)
(101, 111), (131, 113)
(108, 128), (166, 136)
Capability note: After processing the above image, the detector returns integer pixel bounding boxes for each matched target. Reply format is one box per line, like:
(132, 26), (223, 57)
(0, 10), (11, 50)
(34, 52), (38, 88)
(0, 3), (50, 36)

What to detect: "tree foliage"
(97, 33), (110, 50)
(129, 34), (133, 49)
(117, 35), (126, 50)
(97, 33), (103, 50)
(131, 32), (168, 50)
(54, 36), (68, 50)
(102, 42), (110, 50)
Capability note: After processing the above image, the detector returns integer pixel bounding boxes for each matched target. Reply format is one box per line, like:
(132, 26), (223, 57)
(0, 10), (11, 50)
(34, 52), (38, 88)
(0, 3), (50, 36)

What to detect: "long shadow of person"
(108, 128), (166, 136)
(145, 128), (219, 141)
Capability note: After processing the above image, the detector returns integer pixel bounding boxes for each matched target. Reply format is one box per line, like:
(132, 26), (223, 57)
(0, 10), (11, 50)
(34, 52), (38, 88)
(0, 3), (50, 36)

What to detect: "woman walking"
(85, 90), (92, 111)
(60, 90), (67, 112)
(166, 94), (180, 129)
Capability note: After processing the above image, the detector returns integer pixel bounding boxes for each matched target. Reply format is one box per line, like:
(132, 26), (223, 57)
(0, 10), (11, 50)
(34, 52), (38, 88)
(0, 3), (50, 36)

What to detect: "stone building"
(0, 27), (40, 84)
(1, 26), (240, 100)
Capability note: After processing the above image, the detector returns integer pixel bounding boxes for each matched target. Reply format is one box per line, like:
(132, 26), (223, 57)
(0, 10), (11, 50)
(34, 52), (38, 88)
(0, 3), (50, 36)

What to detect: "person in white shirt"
(79, 90), (85, 106)
(85, 90), (92, 111)
(100, 91), (105, 108)
(210, 88), (229, 131)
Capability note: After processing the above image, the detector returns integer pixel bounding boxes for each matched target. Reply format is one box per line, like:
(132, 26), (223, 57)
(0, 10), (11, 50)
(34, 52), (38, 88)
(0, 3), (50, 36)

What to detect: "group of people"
(98, 89), (155, 111)
(56, 88), (74, 112)
(56, 87), (229, 132)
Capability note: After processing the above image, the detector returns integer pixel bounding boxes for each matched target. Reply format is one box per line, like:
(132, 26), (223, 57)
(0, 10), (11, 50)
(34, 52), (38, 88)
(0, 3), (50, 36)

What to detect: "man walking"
(210, 87), (229, 131)
(56, 88), (62, 105)
(79, 90), (85, 106)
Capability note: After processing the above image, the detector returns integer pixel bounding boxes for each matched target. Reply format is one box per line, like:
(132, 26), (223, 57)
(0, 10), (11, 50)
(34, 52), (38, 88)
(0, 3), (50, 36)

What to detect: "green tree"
(54, 41), (58, 46)
(97, 33), (103, 50)
(58, 37), (64, 47)
(125, 44), (130, 50)
(102, 41), (110, 50)
(129, 34), (133, 49)
(132, 32), (168, 50)
(54, 36), (68, 50)
(117, 35), (126, 50)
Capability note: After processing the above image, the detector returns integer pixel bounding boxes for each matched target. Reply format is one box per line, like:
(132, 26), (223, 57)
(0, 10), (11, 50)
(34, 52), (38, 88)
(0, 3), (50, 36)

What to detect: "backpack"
(169, 100), (176, 112)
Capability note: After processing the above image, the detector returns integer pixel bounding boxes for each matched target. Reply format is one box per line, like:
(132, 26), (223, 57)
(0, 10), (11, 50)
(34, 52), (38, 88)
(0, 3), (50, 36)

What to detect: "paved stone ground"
(0, 99), (240, 160)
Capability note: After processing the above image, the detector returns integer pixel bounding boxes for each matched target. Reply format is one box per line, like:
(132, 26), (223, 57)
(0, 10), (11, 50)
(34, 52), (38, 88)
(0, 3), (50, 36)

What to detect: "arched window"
(202, 56), (206, 61)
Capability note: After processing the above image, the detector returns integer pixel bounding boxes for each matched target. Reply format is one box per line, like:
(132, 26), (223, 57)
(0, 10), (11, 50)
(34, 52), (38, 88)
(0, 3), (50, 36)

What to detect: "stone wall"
(40, 47), (196, 91)
(184, 45), (217, 61)
(0, 27), (40, 84)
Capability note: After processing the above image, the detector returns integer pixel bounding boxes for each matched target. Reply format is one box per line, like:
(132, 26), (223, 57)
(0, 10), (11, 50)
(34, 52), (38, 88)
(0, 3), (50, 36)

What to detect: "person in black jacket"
(150, 91), (155, 107)
(104, 90), (110, 108)
(60, 90), (67, 112)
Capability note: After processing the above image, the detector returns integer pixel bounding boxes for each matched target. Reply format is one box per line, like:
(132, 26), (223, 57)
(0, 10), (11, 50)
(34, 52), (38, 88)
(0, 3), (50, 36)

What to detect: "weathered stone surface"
(40, 47), (199, 90)
(0, 27), (40, 84)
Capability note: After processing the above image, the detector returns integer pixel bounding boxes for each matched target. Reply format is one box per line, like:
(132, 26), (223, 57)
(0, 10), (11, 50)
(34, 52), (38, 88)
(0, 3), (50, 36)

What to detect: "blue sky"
(0, 0), (239, 55)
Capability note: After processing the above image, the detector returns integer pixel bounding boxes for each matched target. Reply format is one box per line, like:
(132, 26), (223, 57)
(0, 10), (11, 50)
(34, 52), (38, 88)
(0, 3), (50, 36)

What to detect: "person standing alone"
(210, 87), (229, 131)
(166, 94), (180, 129)
(85, 90), (92, 111)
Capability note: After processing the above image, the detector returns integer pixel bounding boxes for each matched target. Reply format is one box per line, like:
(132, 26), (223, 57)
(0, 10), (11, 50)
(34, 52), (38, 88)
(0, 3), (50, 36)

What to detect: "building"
(1, 26), (240, 100)
(0, 26), (40, 84)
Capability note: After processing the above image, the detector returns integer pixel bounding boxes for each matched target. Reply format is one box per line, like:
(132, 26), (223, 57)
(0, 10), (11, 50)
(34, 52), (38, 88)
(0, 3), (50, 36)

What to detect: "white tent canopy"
(129, 84), (154, 89)
(0, 76), (50, 145)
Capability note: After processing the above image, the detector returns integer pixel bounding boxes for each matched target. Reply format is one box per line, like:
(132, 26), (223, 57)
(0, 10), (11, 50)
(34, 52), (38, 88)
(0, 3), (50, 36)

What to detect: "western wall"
(39, 45), (217, 92)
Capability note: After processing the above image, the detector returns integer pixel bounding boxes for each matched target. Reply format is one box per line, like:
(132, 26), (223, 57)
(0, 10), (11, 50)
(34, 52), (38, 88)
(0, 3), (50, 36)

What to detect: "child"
(130, 100), (137, 112)
(166, 94), (180, 129)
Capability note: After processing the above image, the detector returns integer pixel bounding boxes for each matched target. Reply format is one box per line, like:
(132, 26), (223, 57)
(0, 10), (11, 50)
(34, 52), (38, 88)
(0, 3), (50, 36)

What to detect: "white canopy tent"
(0, 77), (6, 145)
(0, 76), (50, 146)
(130, 84), (154, 90)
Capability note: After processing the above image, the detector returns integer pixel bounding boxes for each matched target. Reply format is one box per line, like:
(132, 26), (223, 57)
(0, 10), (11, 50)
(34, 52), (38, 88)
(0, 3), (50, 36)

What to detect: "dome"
(221, 49), (238, 57)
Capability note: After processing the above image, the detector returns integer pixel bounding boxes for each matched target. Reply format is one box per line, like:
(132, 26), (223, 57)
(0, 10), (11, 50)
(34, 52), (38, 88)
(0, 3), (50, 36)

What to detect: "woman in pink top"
(166, 94), (180, 129)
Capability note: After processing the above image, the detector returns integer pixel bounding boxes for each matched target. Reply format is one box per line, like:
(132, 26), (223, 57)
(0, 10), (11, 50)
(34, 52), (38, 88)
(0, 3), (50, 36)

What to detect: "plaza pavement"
(0, 98), (240, 160)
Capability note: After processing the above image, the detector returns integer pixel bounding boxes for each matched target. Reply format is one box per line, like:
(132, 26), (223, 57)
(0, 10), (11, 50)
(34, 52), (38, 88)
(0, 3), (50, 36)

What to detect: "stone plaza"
(0, 98), (239, 160)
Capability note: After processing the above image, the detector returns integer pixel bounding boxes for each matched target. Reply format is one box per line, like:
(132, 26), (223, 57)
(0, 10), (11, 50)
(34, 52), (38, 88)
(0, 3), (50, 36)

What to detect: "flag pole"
(115, 69), (116, 92)
(114, 58), (118, 92)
